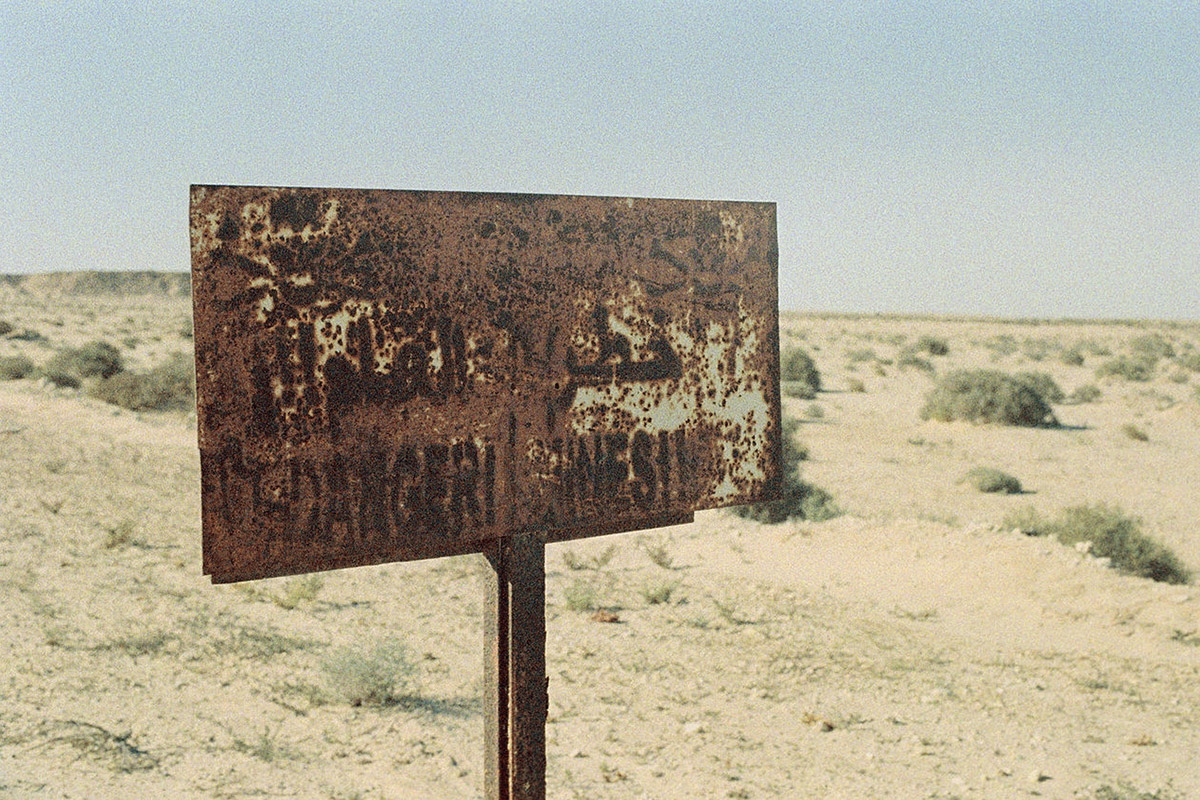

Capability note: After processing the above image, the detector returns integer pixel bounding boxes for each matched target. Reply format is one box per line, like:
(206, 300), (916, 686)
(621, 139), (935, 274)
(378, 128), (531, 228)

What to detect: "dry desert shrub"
(273, 575), (324, 609)
(780, 347), (820, 398)
(1121, 423), (1150, 442)
(1005, 504), (1191, 585)
(961, 466), (1022, 494)
(1060, 346), (1086, 366)
(0, 319), (12, 336)
(1129, 333), (1175, 361)
(0, 354), (35, 380)
(913, 334), (949, 356)
(322, 638), (416, 706)
(896, 351), (935, 373)
(1091, 785), (1182, 800)
(1175, 352), (1200, 373)
(563, 578), (600, 612)
(1069, 383), (1103, 403)
(44, 340), (124, 380)
(1096, 355), (1157, 382)
(561, 543), (616, 571)
(639, 578), (678, 605)
(920, 369), (1057, 427)
(1014, 371), (1065, 403)
(88, 352), (194, 411)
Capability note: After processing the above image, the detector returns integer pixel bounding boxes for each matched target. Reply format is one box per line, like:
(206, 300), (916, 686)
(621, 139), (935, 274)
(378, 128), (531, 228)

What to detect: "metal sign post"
(483, 534), (546, 800)
(190, 186), (781, 799)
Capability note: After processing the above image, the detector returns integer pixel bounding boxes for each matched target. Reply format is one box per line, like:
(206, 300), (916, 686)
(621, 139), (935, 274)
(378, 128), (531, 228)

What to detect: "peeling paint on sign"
(191, 186), (780, 582)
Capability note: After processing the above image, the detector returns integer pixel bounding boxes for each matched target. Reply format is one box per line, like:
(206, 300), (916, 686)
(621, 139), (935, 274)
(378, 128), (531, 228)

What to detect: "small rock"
(1028, 770), (1050, 784)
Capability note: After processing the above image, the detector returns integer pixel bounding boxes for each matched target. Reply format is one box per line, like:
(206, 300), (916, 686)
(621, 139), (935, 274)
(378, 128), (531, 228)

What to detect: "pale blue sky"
(2, 2), (1197, 319)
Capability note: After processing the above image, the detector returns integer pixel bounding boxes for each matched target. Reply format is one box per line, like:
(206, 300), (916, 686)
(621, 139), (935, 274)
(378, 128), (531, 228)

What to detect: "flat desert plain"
(2, 273), (1199, 799)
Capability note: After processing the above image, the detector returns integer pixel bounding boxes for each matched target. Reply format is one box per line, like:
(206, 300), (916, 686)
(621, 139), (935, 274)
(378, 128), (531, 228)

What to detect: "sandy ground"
(2, 279), (1199, 799)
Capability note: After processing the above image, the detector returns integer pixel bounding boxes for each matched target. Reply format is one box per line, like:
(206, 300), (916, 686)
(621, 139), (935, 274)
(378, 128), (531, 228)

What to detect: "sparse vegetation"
(1129, 333), (1175, 361)
(639, 579), (678, 605)
(1096, 355), (1156, 382)
(563, 578), (600, 612)
(103, 519), (141, 549)
(1122, 423), (1149, 442)
(273, 575), (324, 609)
(637, 536), (675, 570)
(1091, 783), (1182, 800)
(562, 544), (616, 571)
(846, 377), (866, 393)
(0, 354), (35, 380)
(896, 352), (935, 373)
(40, 368), (81, 389)
(961, 467), (1022, 494)
(1176, 352), (1200, 373)
(920, 369), (1058, 427)
(1060, 346), (1086, 366)
(1015, 371), (1065, 404)
(1070, 383), (1103, 403)
(1004, 504), (1191, 585)
(913, 335), (949, 356)
(780, 348), (821, 397)
(44, 340), (124, 381)
(88, 352), (195, 411)
(321, 639), (417, 706)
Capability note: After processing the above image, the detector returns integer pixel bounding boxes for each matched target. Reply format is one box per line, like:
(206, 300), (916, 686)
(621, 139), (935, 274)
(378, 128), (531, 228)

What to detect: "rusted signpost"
(190, 186), (781, 799)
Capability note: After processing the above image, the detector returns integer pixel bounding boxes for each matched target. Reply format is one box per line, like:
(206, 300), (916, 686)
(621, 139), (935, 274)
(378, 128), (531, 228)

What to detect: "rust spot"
(191, 186), (781, 582)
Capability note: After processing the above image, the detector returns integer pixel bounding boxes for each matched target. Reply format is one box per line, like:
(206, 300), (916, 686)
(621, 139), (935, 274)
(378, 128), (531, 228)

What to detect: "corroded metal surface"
(190, 186), (780, 582)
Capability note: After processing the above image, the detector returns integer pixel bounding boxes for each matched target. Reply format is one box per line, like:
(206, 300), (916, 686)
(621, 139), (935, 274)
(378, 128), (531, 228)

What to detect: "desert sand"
(2, 275), (1198, 799)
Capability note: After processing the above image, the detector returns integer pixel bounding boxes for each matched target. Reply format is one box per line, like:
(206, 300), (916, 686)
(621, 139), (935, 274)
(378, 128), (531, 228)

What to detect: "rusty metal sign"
(190, 186), (781, 582)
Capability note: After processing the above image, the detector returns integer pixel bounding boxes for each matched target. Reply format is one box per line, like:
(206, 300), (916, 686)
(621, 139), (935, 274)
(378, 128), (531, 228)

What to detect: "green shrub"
(920, 369), (1057, 427)
(1006, 504), (1191, 585)
(1175, 353), (1200, 373)
(846, 377), (866, 393)
(780, 348), (820, 395)
(1129, 333), (1175, 361)
(845, 348), (877, 363)
(563, 579), (600, 612)
(983, 334), (1019, 357)
(1015, 371), (1065, 404)
(44, 340), (124, 380)
(1060, 347), (1086, 366)
(88, 353), (194, 411)
(639, 579), (678, 605)
(1070, 383), (1102, 403)
(321, 639), (416, 706)
(731, 417), (839, 524)
(897, 352), (935, 373)
(1020, 337), (1055, 362)
(914, 335), (949, 356)
(781, 380), (817, 400)
(40, 369), (81, 389)
(1096, 355), (1156, 382)
(962, 467), (1022, 494)
(0, 355), (35, 380)
(0, 320), (12, 336)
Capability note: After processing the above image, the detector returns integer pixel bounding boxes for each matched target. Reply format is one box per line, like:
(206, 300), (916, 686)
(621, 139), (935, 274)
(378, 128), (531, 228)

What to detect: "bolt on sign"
(190, 186), (781, 583)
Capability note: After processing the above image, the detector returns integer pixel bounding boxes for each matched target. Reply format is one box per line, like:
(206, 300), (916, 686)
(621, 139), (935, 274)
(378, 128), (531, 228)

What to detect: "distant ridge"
(0, 271), (191, 297)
